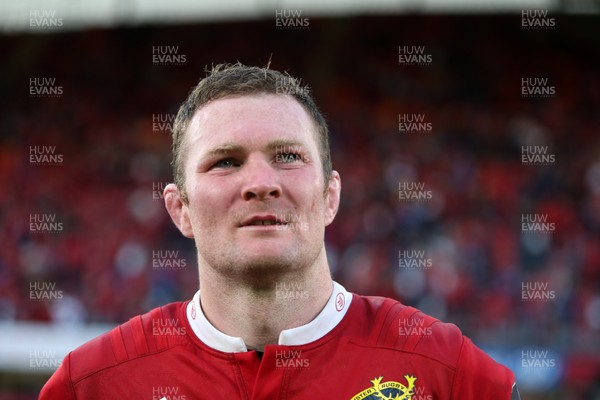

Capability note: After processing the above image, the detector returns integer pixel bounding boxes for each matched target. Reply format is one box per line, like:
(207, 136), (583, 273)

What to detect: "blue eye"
(213, 158), (238, 168)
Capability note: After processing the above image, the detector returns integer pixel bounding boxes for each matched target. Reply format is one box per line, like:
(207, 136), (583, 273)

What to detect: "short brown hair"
(171, 62), (332, 202)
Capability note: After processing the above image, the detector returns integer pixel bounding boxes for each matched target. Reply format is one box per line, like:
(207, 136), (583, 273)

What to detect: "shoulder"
(349, 295), (463, 367)
(40, 301), (191, 399)
(349, 295), (515, 375)
(60, 301), (188, 384)
(348, 295), (515, 397)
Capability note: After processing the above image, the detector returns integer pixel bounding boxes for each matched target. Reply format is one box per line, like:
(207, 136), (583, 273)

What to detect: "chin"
(239, 236), (295, 255)
(200, 237), (318, 279)
(241, 251), (297, 270)
(234, 242), (304, 270)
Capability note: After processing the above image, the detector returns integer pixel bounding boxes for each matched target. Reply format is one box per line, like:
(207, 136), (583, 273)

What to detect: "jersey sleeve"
(38, 353), (75, 400)
(450, 336), (515, 399)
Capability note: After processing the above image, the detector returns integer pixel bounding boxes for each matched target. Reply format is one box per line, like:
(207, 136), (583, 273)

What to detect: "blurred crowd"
(1, 15), (599, 397)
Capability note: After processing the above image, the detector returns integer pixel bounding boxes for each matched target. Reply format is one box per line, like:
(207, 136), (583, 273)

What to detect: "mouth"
(239, 214), (288, 228)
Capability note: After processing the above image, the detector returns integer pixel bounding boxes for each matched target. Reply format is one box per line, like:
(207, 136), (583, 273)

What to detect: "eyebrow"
(203, 139), (306, 158)
(204, 143), (244, 158)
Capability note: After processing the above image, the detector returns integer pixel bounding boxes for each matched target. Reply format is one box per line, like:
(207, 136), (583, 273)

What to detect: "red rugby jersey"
(39, 282), (515, 399)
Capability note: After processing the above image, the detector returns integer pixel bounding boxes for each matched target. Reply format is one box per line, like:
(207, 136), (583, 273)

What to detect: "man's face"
(167, 94), (340, 280)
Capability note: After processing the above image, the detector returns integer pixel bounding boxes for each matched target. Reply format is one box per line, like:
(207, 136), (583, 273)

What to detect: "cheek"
(187, 183), (224, 231)
(302, 186), (326, 225)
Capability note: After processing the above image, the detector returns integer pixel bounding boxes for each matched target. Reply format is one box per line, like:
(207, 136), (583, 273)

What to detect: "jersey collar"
(185, 281), (352, 353)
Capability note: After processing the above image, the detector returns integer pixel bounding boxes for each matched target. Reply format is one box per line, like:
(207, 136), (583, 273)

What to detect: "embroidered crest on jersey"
(350, 375), (416, 400)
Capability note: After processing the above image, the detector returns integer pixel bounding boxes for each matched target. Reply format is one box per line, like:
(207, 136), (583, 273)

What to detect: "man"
(40, 63), (518, 399)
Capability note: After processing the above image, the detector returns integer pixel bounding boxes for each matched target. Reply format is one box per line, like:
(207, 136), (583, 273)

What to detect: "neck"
(197, 247), (333, 351)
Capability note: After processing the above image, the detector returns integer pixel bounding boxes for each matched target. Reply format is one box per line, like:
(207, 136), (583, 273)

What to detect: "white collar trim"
(185, 281), (352, 353)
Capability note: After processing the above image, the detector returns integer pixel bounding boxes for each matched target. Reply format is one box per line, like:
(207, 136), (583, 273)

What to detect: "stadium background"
(1, 1), (599, 399)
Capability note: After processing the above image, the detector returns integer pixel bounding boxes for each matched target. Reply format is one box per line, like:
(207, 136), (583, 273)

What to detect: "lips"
(247, 220), (277, 226)
(240, 214), (287, 227)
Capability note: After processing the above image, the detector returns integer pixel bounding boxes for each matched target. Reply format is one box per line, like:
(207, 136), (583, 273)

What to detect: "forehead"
(184, 94), (318, 151)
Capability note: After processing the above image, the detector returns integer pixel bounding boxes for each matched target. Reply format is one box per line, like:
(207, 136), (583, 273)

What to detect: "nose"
(240, 155), (282, 201)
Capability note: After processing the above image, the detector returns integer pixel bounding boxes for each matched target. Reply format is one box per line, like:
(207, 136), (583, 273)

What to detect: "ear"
(164, 183), (194, 238)
(324, 170), (341, 227)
